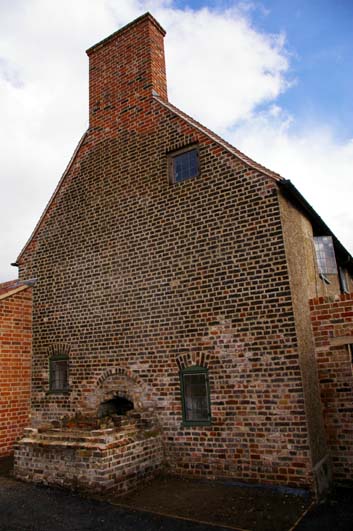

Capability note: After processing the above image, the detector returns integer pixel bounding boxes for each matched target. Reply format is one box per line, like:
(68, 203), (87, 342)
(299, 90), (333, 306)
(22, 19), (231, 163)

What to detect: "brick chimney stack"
(86, 13), (168, 132)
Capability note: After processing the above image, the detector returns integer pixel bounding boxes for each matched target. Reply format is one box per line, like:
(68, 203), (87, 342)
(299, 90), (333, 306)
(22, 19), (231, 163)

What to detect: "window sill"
(181, 420), (212, 428)
(46, 389), (71, 396)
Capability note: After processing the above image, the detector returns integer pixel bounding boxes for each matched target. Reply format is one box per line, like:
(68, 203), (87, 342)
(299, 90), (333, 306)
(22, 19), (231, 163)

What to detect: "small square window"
(180, 366), (211, 426)
(170, 148), (199, 183)
(50, 357), (69, 392)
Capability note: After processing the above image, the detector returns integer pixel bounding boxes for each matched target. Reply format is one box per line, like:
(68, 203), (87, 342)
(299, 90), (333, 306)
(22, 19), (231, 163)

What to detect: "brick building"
(0, 280), (33, 456)
(12, 14), (353, 495)
(310, 293), (353, 483)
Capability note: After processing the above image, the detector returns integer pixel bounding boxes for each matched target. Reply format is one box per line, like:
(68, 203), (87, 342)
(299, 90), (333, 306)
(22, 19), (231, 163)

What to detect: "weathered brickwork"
(310, 293), (353, 482)
(0, 281), (32, 456)
(15, 13), (338, 492)
(15, 420), (163, 494)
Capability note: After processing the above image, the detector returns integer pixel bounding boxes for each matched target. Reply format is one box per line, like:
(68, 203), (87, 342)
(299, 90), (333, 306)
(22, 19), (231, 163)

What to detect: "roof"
(0, 279), (36, 301)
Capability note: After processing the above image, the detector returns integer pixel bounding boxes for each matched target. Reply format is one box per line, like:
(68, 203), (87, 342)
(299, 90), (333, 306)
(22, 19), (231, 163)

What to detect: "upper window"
(169, 148), (199, 183)
(314, 236), (338, 275)
(50, 356), (69, 392)
(180, 366), (211, 426)
(339, 267), (350, 294)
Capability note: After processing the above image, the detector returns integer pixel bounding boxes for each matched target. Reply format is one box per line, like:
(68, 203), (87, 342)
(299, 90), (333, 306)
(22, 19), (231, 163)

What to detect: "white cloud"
(229, 108), (353, 253)
(0, 0), (352, 281)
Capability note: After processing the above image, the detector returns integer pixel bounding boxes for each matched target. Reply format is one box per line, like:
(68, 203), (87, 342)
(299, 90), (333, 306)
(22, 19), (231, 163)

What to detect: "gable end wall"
(18, 99), (314, 488)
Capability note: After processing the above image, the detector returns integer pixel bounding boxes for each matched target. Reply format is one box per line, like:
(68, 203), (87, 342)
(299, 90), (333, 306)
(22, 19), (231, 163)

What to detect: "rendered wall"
(279, 194), (331, 493)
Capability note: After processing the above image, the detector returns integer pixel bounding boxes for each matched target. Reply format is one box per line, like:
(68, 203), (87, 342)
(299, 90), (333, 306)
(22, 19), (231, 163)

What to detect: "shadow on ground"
(1, 456), (352, 531)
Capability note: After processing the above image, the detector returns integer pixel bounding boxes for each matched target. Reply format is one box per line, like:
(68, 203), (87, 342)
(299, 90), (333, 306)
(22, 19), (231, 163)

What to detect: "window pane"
(173, 150), (198, 182)
(183, 372), (210, 422)
(51, 359), (68, 391)
(314, 236), (338, 275)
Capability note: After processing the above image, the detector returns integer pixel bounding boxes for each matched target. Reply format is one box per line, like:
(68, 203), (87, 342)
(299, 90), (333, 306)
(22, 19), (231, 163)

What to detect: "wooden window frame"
(180, 365), (212, 427)
(49, 355), (69, 394)
(168, 145), (200, 184)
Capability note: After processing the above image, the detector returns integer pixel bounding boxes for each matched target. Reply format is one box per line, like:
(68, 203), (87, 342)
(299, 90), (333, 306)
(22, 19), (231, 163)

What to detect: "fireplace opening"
(98, 396), (134, 418)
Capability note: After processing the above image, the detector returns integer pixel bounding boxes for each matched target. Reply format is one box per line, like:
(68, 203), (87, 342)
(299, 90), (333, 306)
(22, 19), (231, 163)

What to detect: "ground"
(0, 457), (352, 530)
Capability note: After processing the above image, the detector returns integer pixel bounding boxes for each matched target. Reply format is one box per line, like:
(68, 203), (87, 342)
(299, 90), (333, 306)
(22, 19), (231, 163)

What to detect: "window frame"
(179, 365), (212, 427)
(168, 145), (200, 184)
(314, 235), (338, 276)
(49, 355), (69, 394)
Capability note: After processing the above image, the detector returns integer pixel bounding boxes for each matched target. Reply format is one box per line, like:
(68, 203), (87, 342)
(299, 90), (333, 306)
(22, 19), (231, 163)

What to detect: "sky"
(0, 0), (352, 281)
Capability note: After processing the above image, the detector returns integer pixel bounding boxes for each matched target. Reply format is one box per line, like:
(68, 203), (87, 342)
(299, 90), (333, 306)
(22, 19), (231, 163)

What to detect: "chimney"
(86, 13), (168, 132)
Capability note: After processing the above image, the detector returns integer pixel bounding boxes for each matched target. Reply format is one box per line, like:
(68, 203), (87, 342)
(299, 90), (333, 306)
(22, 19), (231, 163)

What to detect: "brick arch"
(175, 351), (220, 370)
(95, 367), (145, 389)
(47, 343), (71, 357)
(82, 367), (155, 415)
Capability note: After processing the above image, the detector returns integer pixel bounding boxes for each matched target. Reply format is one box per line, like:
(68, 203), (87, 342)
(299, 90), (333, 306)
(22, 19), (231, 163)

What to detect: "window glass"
(339, 267), (349, 293)
(172, 149), (199, 183)
(50, 358), (68, 392)
(314, 236), (338, 275)
(181, 367), (211, 424)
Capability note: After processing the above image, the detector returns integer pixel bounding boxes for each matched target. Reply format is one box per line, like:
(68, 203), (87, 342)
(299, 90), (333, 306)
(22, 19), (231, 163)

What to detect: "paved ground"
(0, 457), (352, 531)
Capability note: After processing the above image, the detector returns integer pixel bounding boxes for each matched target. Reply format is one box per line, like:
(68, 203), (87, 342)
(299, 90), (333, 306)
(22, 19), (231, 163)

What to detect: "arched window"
(180, 366), (211, 426)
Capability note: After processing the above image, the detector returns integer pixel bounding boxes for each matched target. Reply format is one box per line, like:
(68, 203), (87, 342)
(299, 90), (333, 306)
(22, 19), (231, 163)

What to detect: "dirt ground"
(109, 475), (310, 531)
(1, 456), (353, 531)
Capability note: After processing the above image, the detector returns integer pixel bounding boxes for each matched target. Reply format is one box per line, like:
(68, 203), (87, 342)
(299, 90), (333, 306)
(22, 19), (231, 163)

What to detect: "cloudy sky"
(1, 0), (352, 281)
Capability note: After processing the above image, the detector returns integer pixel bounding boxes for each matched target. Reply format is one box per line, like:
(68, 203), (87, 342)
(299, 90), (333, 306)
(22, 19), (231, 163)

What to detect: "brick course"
(0, 282), (32, 456)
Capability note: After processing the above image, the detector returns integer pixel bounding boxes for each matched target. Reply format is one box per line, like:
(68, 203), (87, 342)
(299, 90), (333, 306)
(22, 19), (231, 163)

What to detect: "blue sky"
(182, 0), (353, 140)
(0, 0), (352, 280)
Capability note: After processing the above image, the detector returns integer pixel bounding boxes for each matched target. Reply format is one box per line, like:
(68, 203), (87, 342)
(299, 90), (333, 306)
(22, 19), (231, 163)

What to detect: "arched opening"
(98, 396), (134, 418)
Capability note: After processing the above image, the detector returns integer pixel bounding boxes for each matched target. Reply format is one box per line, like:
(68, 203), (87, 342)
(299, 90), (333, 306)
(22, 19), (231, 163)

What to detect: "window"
(180, 366), (211, 425)
(339, 267), (350, 294)
(169, 147), (199, 183)
(314, 236), (338, 275)
(50, 356), (69, 392)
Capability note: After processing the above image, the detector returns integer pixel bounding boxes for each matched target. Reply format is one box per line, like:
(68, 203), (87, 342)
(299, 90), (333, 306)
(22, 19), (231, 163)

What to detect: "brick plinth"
(15, 419), (163, 494)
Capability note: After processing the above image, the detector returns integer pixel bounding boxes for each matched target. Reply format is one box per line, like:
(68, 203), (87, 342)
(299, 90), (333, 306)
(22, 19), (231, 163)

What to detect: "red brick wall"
(0, 286), (32, 456)
(18, 14), (316, 489)
(310, 293), (353, 481)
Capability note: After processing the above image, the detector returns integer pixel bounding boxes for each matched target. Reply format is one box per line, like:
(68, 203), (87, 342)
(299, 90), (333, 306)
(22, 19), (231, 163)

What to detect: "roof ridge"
(153, 95), (283, 182)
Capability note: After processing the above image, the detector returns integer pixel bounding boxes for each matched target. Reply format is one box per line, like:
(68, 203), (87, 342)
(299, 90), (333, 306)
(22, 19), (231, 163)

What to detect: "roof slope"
(0, 279), (36, 301)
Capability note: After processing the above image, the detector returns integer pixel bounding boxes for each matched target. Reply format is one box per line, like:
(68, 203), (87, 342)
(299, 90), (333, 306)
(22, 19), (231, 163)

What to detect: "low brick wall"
(310, 293), (353, 482)
(14, 424), (164, 494)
